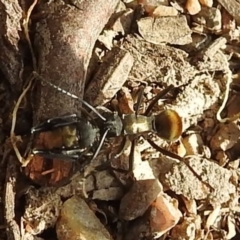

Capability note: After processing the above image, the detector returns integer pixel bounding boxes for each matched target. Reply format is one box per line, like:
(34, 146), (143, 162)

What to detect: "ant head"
(99, 112), (123, 137)
(153, 109), (182, 141)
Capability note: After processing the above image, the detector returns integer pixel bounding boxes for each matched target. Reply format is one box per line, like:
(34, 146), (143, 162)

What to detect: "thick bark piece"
(25, 0), (119, 186)
(0, 0), (23, 90)
(34, 0), (119, 122)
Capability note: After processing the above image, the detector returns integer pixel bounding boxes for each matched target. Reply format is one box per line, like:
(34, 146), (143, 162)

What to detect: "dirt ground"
(1, 0), (240, 239)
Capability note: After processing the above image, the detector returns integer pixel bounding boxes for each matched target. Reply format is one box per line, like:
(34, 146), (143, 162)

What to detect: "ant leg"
(31, 114), (79, 133)
(134, 86), (145, 116)
(91, 128), (109, 161)
(114, 136), (129, 159)
(113, 136), (136, 173)
(145, 85), (174, 116)
(128, 138), (136, 172)
(147, 138), (214, 190)
(32, 147), (85, 161)
(147, 138), (182, 161)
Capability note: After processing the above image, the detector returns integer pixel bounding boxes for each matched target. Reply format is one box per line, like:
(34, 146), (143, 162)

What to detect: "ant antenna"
(33, 72), (106, 121)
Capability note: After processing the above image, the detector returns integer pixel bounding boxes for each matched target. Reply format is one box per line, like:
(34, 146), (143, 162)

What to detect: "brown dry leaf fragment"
(49, 159), (74, 186)
(117, 86), (135, 114)
(171, 216), (202, 240)
(181, 196), (197, 215)
(137, 16), (192, 45)
(25, 126), (76, 186)
(119, 179), (163, 220)
(150, 193), (182, 237)
(222, 8), (235, 33)
(56, 196), (112, 240)
(185, 0), (201, 15)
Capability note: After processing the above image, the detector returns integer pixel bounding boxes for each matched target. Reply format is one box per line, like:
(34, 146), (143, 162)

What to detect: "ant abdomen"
(153, 109), (182, 141)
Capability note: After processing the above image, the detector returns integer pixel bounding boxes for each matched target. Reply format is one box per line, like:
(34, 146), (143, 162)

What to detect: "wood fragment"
(217, 0), (240, 25)
(0, 0), (23, 90)
(34, 0), (119, 121)
(85, 47), (134, 106)
(4, 157), (21, 240)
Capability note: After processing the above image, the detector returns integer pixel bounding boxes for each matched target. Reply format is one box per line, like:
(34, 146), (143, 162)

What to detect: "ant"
(30, 72), (182, 174)
(29, 72), (215, 191)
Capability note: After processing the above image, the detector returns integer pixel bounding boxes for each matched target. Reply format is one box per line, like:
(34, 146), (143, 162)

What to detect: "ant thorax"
(122, 114), (154, 135)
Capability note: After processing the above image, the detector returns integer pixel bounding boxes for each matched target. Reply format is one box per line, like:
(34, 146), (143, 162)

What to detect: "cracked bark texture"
(34, 0), (119, 122)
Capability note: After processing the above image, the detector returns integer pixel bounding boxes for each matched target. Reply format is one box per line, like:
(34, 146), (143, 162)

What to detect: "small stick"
(10, 76), (34, 166)
(216, 51), (238, 123)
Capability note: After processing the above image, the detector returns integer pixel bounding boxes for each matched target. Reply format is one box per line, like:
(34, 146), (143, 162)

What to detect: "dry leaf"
(150, 193), (182, 237)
